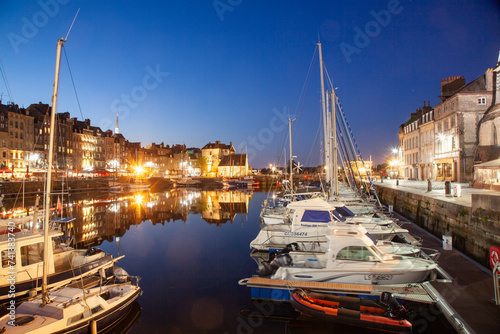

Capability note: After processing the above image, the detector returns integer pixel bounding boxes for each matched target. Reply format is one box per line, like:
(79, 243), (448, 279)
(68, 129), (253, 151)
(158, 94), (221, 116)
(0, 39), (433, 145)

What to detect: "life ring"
(490, 246), (500, 272)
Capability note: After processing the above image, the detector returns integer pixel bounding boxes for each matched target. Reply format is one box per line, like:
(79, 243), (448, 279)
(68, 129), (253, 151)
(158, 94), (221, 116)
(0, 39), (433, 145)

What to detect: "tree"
(196, 156), (208, 176)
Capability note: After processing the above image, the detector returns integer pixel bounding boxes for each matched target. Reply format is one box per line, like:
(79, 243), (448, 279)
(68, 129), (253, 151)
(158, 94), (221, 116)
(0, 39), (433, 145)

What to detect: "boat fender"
(257, 261), (274, 276)
(85, 247), (103, 256)
(271, 253), (293, 267)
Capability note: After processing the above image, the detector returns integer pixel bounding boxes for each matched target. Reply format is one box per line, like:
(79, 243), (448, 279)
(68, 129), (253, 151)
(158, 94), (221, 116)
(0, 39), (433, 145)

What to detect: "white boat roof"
(0, 229), (63, 244)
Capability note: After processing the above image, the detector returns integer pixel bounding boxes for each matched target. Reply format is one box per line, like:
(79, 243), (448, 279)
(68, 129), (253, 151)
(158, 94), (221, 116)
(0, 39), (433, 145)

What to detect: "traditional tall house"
(401, 102), (431, 180)
(201, 140), (235, 177)
(419, 106), (435, 180)
(474, 53), (500, 189)
(218, 153), (248, 177)
(0, 102), (35, 171)
(434, 73), (493, 182)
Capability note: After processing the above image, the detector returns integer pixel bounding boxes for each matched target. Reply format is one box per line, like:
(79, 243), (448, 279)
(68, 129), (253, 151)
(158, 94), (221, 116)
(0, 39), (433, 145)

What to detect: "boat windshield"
(330, 210), (346, 222)
(336, 206), (355, 217)
(365, 233), (378, 245)
(369, 245), (385, 260)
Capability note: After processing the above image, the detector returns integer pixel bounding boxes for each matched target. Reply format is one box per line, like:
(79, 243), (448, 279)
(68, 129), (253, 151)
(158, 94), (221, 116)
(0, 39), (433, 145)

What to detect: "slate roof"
(219, 154), (247, 167)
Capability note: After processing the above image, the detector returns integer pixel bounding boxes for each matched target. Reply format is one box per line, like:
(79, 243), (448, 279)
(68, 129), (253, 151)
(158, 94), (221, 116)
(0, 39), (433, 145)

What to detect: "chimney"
(440, 75), (466, 102)
(485, 68), (494, 92)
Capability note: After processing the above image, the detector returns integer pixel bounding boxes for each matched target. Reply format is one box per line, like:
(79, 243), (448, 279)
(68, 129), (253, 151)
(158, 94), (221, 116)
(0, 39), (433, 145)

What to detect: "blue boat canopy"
(336, 206), (355, 217)
(331, 210), (346, 222)
(301, 210), (331, 223)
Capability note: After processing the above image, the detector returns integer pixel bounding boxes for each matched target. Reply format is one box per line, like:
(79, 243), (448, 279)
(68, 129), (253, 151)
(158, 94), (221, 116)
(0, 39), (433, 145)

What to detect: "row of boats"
(245, 184), (450, 332)
(0, 219), (141, 333)
(0, 36), (142, 333)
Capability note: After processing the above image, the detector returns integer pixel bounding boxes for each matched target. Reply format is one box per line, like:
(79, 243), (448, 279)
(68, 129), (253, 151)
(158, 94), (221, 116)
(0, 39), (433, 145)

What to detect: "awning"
(475, 158), (500, 168)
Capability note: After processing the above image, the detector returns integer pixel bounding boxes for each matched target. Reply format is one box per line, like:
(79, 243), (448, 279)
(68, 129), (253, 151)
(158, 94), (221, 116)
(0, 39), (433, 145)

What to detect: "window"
(2, 249), (13, 268)
(451, 116), (456, 128)
(444, 120), (448, 131)
(452, 137), (456, 150)
(21, 242), (44, 266)
(337, 246), (375, 261)
(478, 97), (486, 105)
(438, 123), (442, 132)
(452, 102), (455, 110)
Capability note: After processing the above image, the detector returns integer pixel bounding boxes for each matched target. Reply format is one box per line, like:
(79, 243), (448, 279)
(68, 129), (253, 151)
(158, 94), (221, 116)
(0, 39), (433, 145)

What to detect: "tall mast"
(42, 38), (64, 304)
(317, 41), (330, 187)
(289, 118), (295, 195)
(331, 89), (339, 200)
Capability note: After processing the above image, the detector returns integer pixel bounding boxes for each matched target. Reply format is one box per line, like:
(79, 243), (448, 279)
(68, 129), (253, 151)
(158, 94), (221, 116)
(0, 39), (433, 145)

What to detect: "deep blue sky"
(1, 0), (499, 168)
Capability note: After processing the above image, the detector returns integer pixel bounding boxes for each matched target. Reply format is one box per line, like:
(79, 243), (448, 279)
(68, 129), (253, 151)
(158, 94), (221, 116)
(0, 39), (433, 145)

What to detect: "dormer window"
(478, 97), (486, 105)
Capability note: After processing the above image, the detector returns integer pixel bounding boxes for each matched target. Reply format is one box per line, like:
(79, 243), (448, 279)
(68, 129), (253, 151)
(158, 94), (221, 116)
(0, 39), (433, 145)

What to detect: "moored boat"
(290, 289), (412, 333)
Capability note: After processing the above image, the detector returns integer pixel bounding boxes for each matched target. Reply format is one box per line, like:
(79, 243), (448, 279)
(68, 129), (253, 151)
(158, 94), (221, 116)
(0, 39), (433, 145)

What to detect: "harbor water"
(2, 190), (457, 333)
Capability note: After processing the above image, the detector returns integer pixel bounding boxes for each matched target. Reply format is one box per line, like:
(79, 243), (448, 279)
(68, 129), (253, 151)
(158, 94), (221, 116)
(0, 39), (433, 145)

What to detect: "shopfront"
(435, 158), (456, 181)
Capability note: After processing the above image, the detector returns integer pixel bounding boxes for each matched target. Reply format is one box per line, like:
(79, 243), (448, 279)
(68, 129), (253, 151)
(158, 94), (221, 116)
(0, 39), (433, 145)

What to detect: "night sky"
(1, 0), (499, 168)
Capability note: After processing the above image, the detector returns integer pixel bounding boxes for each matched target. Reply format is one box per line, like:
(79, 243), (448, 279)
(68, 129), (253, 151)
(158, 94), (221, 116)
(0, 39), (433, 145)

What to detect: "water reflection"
(58, 189), (253, 249)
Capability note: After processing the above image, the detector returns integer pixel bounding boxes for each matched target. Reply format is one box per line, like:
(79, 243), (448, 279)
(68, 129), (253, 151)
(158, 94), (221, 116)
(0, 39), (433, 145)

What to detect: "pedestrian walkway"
(373, 180), (500, 333)
(372, 179), (499, 207)
(393, 213), (500, 334)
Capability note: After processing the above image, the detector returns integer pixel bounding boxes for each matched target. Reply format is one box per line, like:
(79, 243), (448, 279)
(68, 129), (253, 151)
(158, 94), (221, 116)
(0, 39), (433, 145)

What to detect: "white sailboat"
(0, 37), (141, 333)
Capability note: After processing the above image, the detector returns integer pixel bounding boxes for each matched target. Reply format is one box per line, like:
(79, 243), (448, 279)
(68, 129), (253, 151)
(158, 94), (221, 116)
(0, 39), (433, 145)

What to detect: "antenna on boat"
(65, 8), (80, 42)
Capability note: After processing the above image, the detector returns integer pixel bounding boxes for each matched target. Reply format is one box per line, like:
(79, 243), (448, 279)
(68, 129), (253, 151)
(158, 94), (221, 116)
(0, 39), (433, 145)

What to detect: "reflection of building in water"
(201, 191), (251, 226)
(60, 190), (249, 247)
(142, 190), (200, 225)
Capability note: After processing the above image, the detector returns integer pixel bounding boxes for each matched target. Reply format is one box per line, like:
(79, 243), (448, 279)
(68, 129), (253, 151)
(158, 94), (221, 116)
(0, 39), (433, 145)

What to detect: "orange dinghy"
(290, 290), (412, 333)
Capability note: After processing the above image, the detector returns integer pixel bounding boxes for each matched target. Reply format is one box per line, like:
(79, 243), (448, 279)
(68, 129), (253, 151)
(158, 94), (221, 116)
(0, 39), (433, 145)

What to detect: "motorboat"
(250, 198), (418, 251)
(0, 228), (117, 305)
(267, 227), (437, 285)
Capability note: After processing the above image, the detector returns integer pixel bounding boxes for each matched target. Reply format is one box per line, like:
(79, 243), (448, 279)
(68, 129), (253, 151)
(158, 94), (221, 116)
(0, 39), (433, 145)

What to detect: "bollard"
(381, 177), (383, 183)
(396, 179), (399, 186)
(427, 180), (432, 192)
(445, 181), (451, 196)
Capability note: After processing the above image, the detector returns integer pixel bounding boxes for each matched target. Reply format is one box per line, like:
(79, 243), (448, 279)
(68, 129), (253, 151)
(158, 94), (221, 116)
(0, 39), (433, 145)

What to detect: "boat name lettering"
(284, 232), (308, 237)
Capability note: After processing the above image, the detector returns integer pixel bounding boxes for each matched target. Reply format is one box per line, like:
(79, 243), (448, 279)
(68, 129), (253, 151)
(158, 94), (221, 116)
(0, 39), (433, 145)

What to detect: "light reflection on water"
(3, 189), (449, 333)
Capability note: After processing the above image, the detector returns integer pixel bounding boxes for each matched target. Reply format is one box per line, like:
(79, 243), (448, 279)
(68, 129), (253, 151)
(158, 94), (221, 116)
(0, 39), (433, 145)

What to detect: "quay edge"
(370, 182), (500, 269)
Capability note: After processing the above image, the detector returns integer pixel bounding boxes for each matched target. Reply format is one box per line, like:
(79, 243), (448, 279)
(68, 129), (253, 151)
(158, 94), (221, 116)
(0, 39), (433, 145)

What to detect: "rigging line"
(0, 48), (14, 102)
(63, 47), (85, 121)
(292, 46), (318, 141)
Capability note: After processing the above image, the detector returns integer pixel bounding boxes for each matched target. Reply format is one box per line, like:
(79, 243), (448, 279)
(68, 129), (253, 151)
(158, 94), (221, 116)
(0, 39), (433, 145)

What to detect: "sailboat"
(0, 37), (141, 333)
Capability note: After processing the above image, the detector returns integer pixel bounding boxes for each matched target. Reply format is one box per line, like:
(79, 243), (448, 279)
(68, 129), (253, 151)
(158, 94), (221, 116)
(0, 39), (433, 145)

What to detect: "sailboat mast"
(317, 42), (330, 187)
(289, 118), (293, 195)
(42, 38), (64, 303)
(331, 89), (339, 200)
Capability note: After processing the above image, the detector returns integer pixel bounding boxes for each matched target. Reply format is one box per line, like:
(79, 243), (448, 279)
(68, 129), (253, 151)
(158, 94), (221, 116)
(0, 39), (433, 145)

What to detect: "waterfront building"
(401, 102), (431, 180)
(474, 54), (500, 190)
(434, 74), (493, 182)
(218, 153), (249, 177)
(201, 140), (235, 177)
(419, 107), (435, 180)
(0, 102), (35, 173)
